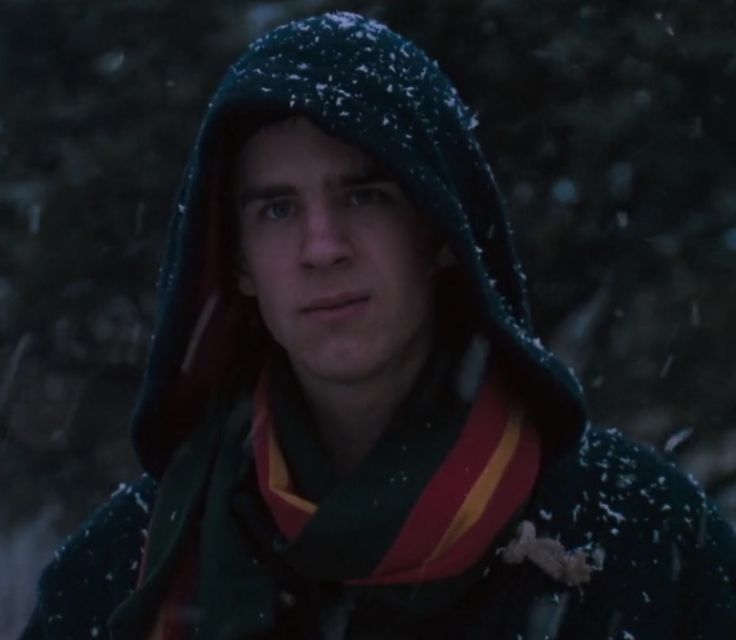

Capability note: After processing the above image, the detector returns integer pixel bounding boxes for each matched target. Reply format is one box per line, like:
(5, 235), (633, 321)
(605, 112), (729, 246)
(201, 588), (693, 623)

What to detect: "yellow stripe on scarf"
(427, 408), (523, 561)
(268, 427), (317, 514)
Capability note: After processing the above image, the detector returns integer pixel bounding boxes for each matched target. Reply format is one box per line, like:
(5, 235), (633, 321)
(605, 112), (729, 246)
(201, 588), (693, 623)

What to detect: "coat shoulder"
(536, 425), (733, 560)
(21, 474), (157, 639)
(525, 426), (736, 638)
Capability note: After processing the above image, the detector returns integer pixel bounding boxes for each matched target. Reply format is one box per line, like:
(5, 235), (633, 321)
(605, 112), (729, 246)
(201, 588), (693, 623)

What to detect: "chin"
(297, 342), (391, 384)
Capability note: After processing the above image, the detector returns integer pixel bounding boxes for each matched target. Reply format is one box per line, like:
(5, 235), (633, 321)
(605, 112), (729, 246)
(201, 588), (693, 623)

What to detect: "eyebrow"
(238, 184), (297, 209)
(331, 165), (393, 188)
(237, 164), (395, 210)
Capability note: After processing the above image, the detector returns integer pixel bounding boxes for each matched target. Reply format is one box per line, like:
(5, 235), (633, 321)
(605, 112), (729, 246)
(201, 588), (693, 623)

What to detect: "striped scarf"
(253, 367), (540, 586)
(113, 352), (540, 639)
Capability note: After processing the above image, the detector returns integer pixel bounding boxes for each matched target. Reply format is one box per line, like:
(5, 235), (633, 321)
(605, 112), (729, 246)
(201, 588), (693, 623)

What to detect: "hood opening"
(131, 13), (587, 478)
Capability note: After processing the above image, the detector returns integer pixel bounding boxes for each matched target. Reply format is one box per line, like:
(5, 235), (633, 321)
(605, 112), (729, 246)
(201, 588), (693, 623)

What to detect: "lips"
(302, 292), (371, 318)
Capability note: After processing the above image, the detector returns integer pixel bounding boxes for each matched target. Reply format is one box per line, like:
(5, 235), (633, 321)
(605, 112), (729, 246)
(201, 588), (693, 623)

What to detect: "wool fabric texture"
(20, 11), (736, 640)
(129, 11), (586, 480)
(121, 349), (540, 639)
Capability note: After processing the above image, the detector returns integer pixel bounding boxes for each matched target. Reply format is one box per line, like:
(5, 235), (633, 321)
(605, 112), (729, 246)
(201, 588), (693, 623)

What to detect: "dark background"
(1, 0), (734, 636)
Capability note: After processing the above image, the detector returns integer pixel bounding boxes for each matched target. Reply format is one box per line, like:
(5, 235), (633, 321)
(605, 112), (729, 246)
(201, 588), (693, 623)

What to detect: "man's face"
(235, 116), (436, 384)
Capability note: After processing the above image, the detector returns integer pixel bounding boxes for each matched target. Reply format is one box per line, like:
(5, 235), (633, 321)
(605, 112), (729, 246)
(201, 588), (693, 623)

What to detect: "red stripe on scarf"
(253, 371), (316, 539)
(352, 373), (540, 584)
(367, 413), (539, 583)
(355, 369), (512, 581)
(253, 366), (541, 585)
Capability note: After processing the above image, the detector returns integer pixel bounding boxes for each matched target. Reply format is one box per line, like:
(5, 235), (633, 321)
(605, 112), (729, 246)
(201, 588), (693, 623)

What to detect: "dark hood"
(132, 11), (587, 478)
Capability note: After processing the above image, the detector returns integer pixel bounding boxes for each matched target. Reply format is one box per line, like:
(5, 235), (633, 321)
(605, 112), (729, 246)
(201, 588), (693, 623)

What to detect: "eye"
(260, 199), (296, 221)
(347, 187), (391, 207)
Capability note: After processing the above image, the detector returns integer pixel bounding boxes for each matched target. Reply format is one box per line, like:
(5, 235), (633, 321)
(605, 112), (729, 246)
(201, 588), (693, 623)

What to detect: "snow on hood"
(131, 11), (587, 477)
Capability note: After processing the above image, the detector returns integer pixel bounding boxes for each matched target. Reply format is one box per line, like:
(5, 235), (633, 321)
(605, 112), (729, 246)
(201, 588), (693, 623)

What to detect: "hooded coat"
(21, 12), (736, 640)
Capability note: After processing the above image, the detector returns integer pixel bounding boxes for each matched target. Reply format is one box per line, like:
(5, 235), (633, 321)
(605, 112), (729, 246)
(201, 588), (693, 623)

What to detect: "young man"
(22, 12), (736, 639)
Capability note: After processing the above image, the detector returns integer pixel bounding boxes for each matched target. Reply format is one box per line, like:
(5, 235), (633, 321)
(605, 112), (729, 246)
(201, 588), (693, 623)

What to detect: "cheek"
(251, 284), (298, 352)
(241, 233), (289, 292)
(373, 236), (435, 323)
(384, 224), (435, 284)
(242, 247), (296, 331)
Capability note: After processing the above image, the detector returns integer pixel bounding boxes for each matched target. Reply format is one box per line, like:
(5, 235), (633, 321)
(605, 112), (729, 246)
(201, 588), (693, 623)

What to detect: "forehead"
(235, 115), (378, 185)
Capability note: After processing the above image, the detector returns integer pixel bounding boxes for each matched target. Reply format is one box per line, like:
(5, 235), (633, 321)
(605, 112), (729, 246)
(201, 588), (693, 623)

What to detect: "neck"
(292, 331), (434, 478)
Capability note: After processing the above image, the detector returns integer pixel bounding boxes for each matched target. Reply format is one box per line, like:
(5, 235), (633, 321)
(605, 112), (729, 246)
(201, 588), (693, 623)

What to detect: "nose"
(299, 204), (354, 270)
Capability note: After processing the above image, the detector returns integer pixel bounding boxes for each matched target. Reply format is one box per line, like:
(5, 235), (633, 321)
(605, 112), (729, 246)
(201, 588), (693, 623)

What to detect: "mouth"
(302, 292), (371, 320)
